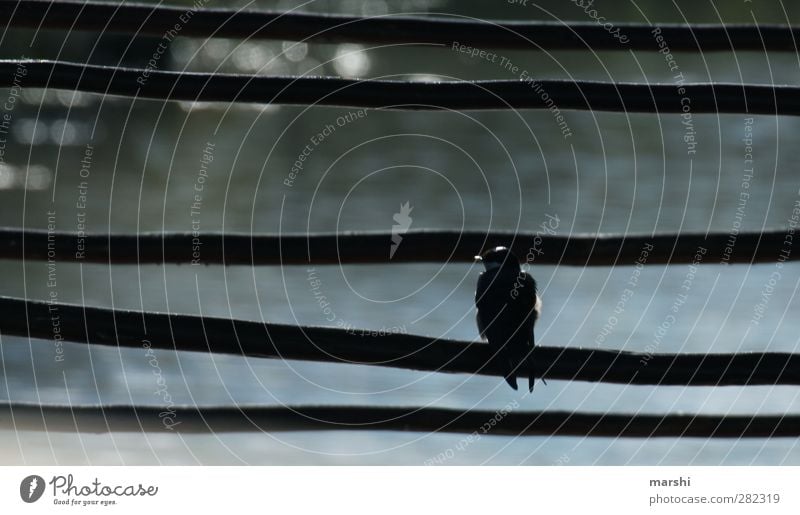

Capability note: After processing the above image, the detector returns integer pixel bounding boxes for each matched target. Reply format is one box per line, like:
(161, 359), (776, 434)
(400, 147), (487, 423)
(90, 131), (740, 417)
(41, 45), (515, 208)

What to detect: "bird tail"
(527, 333), (536, 392)
(504, 357), (519, 390)
(501, 336), (535, 392)
(527, 352), (535, 392)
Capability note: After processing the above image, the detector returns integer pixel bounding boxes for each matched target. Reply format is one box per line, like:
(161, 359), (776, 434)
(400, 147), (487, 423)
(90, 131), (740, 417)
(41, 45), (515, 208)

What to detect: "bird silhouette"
(475, 246), (541, 391)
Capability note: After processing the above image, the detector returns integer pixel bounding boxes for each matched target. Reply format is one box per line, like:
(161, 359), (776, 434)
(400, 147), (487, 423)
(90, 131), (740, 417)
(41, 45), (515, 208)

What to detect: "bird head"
(475, 246), (520, 272)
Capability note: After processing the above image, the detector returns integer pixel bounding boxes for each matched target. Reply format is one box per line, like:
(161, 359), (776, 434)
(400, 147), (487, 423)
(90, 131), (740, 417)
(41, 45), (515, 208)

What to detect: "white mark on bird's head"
(477, 246), (519, 271)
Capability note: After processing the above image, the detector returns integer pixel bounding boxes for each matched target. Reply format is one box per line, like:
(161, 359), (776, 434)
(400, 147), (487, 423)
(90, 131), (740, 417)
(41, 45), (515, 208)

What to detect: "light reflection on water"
(1, 1), (800, 464)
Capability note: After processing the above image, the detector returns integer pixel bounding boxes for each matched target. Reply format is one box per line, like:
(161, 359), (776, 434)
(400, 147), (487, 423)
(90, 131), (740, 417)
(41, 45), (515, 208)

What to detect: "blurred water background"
(1, 0), (800, 464)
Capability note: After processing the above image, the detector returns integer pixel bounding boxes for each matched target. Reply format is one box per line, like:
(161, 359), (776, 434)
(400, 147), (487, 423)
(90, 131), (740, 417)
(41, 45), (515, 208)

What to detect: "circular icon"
(20, 475), (45, 503)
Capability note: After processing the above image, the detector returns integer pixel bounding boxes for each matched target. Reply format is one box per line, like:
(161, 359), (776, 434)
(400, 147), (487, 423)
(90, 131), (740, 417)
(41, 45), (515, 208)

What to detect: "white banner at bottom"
(0, 466), (796, 514)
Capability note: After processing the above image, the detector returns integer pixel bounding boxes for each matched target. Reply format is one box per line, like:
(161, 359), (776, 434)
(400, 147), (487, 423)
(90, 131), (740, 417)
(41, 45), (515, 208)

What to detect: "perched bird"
(475, 246), (541, 392)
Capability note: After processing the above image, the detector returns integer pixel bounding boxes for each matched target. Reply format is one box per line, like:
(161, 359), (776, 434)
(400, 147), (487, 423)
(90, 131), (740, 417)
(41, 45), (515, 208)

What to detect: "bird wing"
(475, 269), (537, 343)
(514, 272), (538, 346)
(474, 270), (490, 340)
(519, 272), (539, 392)
(524, 272), (540, 325)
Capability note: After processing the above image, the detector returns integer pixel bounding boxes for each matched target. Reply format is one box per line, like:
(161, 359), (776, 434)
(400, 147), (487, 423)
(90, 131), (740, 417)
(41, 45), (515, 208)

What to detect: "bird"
(475, 246), (541, 392)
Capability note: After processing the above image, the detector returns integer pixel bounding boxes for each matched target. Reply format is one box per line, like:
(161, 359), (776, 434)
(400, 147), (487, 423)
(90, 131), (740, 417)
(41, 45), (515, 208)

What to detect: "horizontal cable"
(1, 297), (798, 386)
(0, 228), (793, 266)
(1, 403), (797, 437)
(4, 1), (800, 52)
(0, 59), (798, 114)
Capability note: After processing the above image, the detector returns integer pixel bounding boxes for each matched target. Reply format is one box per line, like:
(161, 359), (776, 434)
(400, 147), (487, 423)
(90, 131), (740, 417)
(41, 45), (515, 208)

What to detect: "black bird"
(475, 246), (541, 392)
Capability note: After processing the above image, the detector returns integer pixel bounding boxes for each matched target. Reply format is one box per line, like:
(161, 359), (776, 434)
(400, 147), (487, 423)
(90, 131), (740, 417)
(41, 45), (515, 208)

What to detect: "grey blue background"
(1, 0), (799, 464)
